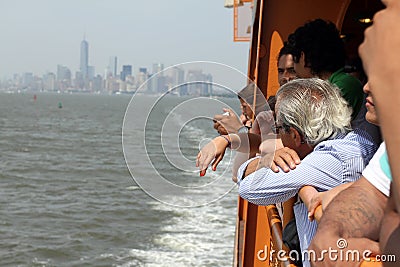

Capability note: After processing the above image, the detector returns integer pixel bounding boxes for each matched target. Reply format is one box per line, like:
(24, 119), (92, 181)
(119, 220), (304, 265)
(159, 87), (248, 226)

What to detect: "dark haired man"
(288, 18), (364, 121)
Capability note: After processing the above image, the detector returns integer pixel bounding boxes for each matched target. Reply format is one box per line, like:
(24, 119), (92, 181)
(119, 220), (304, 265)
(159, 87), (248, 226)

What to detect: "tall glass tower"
(80, 37), (89, 79)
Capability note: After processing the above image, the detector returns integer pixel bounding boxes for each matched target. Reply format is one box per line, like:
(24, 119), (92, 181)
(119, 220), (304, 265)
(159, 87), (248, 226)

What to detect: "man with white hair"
(235, 78), (377, 266)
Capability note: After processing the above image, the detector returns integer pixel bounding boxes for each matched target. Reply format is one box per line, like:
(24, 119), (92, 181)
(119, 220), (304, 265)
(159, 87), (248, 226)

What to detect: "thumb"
(223, 107), (234, 114)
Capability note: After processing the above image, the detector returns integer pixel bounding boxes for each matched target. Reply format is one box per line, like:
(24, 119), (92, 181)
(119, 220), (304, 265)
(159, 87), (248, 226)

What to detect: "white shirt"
(362, 142), (391, 197)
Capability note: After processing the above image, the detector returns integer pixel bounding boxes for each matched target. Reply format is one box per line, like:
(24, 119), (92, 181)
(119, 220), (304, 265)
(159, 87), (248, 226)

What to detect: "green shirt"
(328, 68), (364, 120)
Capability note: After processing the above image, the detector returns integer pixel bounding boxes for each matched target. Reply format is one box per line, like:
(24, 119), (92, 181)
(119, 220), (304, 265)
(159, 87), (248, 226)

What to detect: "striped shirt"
(237, 129), (378, 267)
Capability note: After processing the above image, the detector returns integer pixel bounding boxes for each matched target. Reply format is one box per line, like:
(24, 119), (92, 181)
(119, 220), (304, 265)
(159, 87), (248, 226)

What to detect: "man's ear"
(290, 127), (303, 147)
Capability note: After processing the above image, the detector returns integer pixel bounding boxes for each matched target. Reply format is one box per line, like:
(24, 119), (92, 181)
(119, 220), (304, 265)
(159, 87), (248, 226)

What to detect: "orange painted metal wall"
(236, 1), (351, 266)
(236, 1), (385, 266)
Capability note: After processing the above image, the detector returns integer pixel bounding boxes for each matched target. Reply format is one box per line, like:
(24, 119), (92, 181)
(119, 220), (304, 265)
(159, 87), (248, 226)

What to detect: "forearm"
(228, 133), (261, 154)
(300, 182), (354, 211)
(309, 178), (386, 266)
(298, 186), (319, 210)
(316, 177), (387, 240)
(238, 167), (297, 205)
(243, 158), (260, 177)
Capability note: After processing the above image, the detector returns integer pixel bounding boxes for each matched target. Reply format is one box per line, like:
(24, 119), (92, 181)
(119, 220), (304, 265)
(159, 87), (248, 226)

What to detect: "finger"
(360, 239), (380, 256)
(280, 152), (297, 169)
(223, 108), (233, 114)
(212, 154), (224, 171)
(196, 153), (201, 167)
(217, 126), (228, 135)
(308, 200), (319, 216)
(273, 156), (290, 172)
(214, 114), (224, 121)
(200, 155), (212, 171)
(197, 152), (211, 172)
(199, 154), (212, 175)
(312, 205), (323, 222)
(347, 238), (381, 256)
(270, 161), (280, 173)
(308, 197), (322, 221)
(285, 148), (301, 164)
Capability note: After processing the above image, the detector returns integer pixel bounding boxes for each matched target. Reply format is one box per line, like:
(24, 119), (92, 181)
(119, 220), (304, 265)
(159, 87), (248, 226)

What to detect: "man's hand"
(196, 136), (230, 176)
(213, 121), (228, 135)
(304, 182), (354, 221)
(259, 147), (301, 173)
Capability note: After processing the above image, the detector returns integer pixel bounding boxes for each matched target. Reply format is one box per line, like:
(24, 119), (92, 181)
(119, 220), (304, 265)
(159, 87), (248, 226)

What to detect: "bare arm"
(309, 177), (387, 266)
(229, 132), (261, 154)
(243, 158), (260, 177)
(196, 133), (261, 176)
(316, 177), (386, 240)
(299, 182), (354, 221)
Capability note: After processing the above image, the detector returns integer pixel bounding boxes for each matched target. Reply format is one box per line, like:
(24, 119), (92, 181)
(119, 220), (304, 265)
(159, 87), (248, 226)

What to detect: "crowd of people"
(196, 0), (400, 266)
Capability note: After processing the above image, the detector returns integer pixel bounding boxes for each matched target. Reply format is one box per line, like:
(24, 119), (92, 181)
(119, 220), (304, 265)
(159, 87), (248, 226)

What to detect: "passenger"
(277, 42), (297, 86)
(213, 82), (268, 135)
(213, 44), (296, 135)
(276, 82), (388, 265)
(359, 0), (400, 263)
(235, 79), (377, 267)
(287, 19), (364, 121)
(258, 44), (296, 155)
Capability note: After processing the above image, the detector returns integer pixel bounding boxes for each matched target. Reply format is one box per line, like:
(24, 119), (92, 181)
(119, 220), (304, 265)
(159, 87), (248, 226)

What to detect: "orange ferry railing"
(235, 200), (383, 267)
(234, 0), (386, 265)
(234, 196), (297, 267)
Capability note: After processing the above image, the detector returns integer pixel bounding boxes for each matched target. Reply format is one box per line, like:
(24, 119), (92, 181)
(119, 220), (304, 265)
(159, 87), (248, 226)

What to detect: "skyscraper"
(108, 56), (118, 77)
(80, 37), (89, 79)
(120, 65), (132, 81)
(152, 63), (164, 75)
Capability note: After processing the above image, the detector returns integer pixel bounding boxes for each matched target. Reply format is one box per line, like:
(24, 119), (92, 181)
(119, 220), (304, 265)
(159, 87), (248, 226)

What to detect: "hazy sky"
(0, 0), (249, 79)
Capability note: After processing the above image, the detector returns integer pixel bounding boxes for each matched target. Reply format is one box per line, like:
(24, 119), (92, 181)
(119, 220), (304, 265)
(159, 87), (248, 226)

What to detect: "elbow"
(238, 182), (248, 200)
(238, 181), (271, 206)
(238, 181), (255, 203)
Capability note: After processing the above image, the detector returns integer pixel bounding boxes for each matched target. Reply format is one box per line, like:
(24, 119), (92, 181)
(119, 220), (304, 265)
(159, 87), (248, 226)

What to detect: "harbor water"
(0, 92), (240, 267)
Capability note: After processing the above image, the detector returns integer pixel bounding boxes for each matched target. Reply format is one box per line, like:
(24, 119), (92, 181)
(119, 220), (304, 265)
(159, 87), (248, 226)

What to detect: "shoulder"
(314, 130), (378, 162)
(329, 68), (363, 93)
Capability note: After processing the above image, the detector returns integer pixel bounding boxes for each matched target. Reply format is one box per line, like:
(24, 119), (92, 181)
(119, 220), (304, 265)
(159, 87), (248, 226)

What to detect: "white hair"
(276, 78), (352, 145)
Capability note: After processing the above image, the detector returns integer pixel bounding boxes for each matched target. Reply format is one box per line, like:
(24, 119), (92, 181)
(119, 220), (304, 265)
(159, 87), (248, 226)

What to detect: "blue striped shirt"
(237, 129), (378, 267)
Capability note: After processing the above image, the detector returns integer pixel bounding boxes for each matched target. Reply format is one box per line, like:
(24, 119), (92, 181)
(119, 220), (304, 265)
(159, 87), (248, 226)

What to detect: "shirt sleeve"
(237, 151), (347, 206)
(362, 142), (391, 197)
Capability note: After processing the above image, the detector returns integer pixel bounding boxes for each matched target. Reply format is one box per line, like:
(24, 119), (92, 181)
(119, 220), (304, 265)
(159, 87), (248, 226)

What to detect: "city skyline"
(0, 34), (250, 96)
(1, 35), (176, 82)
(0, 1), (249, 82)
(1, 37), (242, 96)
